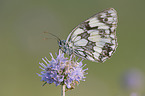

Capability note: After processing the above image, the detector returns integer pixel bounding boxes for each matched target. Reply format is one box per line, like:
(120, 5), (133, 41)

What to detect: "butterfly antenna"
(43, 31), (61, 42)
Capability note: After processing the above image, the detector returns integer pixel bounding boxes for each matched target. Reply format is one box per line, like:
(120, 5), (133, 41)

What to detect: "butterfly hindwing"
(66, 8), (118, 62)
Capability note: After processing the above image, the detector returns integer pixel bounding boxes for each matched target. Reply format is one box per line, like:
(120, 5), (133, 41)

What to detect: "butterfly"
(58, 8), (118, 62)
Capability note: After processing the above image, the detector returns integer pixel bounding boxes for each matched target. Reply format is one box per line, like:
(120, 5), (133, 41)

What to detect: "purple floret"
(37, 50), (88, 89)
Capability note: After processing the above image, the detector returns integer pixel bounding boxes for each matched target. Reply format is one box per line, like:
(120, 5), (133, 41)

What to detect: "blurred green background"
(1, 0), (145, 96)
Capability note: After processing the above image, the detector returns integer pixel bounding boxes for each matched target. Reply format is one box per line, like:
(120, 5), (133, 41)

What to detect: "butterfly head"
(58, 40), (73, 56)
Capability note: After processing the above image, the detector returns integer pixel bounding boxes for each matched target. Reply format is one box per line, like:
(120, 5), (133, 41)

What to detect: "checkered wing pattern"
(66, 8), (118, 62)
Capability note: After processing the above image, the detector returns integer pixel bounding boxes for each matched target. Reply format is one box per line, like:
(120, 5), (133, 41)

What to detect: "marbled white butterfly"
(59, 8), (118, 62)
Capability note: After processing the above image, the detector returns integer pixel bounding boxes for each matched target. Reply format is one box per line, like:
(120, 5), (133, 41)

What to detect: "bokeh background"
(1, 0), (145, 96)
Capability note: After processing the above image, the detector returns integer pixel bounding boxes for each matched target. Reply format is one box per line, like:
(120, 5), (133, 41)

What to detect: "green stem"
(61, 85), (65, 96)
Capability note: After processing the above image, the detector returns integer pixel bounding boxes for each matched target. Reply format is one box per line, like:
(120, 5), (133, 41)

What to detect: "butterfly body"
(59, 40), (73, 56)
(59, 8), (118, 62)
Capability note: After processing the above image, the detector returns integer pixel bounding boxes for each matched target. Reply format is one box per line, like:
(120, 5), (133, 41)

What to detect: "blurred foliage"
(1, 0), (145, 96)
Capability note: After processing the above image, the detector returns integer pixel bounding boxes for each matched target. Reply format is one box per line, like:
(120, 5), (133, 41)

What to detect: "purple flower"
(122, 69), (144, 91)
(37, 50), (88, 89)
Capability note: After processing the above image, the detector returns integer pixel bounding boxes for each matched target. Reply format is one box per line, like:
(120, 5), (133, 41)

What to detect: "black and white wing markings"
(60, 8), (118, 62)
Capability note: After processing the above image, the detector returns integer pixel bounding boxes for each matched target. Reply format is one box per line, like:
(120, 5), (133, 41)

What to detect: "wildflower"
(121, 69), (145, 96)
(37, 50), (88, 90)
(122, 69), (144, 91)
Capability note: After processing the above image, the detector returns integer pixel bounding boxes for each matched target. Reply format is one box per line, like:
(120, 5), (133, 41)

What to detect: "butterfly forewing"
(65, 8), (118, 62)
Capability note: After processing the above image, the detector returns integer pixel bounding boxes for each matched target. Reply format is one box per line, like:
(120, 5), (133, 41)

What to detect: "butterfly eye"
(59, 41), (62, 45)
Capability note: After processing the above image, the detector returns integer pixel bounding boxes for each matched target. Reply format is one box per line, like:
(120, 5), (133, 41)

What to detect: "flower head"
(37, 50), (88, 89)
(122, 69), (144, 91)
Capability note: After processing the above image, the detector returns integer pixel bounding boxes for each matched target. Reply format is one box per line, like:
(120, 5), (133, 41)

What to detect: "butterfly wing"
(66, 8), (118, 62)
